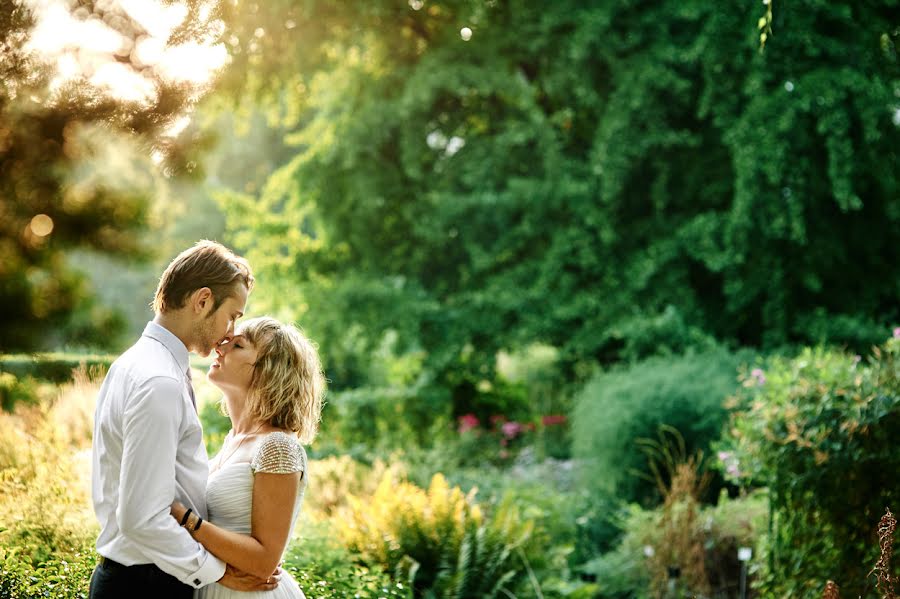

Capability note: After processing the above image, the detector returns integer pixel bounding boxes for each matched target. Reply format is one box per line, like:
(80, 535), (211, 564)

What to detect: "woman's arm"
(171, 470), (300, 580)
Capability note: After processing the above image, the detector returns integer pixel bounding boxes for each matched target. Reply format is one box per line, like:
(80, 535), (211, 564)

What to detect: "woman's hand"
(170, 500), (188, 524)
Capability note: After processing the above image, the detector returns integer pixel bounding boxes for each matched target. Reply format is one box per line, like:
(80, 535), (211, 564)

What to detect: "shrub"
(0, 372), (40, 412)
(449, 460), (600, 598)
(0, 547), (96, 599)
(720, 338), (900, 598)
(336, 472), (533, 597)
(321, 384), (452, 456)
(584, 490), (767, 599)
(304, 455), (403, 519)
(572, 349), (746, 506)
(283, 519), (410, 598)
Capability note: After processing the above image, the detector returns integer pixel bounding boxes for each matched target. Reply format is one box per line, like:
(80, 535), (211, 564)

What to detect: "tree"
(216, 0), (899, 397)
(0, 0), (228, 350)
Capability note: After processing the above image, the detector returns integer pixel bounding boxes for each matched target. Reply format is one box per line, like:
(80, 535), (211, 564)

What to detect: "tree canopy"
(215, 0), (899, 396)
(0, 0), (227, 350)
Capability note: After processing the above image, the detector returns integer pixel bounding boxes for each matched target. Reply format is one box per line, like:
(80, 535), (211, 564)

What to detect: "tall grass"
(0, 367), (102, 598)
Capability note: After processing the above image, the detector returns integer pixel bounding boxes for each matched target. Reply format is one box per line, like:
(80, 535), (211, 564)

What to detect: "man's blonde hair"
(241, 317), (326, 444)
(153, 240), (254, 314)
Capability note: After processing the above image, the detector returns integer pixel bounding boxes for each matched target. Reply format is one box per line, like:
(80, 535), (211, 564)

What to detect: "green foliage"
(198, 394), (231, 456)
(321, 384), (452, 456)
(721, 337), (900, 598)
(0, 372), (40, 412)
(0, 353), (113, 383)
(585, 491), (766, 599)
(337, 472), (533, 598)
(572, 350), (745, 505)
(283, 520), (411, 599)
(0, 548), (96, 599)
(437, 458), (601, 598)
(213, 0), (898, 410)
(0, 381), (98, 599)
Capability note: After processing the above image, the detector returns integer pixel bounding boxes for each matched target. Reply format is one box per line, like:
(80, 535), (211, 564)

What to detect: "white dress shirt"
(92, 321), (226, 589)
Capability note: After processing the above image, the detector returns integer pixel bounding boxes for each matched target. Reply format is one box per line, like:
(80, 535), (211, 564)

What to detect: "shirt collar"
(142, 321), (190, 375)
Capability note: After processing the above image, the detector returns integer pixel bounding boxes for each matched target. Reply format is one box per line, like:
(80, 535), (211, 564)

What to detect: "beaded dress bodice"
(205, 431), (307, 537)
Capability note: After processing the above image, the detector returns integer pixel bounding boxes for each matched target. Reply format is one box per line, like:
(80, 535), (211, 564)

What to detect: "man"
(89, 240), (278, 598)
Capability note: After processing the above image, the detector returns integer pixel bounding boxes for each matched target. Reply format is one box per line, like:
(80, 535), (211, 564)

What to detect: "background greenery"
(1, 0), (899, 597)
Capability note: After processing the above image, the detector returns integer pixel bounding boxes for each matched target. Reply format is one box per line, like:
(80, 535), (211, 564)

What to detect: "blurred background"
(1, 1), (899, 598)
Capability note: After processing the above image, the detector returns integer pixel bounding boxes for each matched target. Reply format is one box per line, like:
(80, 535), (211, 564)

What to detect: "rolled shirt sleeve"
(117, 375), (225, 588)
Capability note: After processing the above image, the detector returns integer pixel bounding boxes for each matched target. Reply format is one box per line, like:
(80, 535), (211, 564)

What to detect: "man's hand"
(218, 564), (281, 592)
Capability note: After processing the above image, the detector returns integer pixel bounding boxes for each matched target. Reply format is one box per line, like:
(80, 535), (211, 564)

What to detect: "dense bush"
(0, 372), (41, 412)
(283, 520), (410, 598)
(572, 349), (746, 506)
(321, 384), (452, 456)
(336, 472), (534, 598)
(0, 547), (96, 599)
(407, 452), (599, 597)
(304, 455), (403, 519)
(720, 338), (900, 598)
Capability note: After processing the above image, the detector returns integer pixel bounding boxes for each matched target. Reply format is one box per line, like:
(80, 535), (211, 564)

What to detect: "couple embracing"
(89, 241), (325, 598)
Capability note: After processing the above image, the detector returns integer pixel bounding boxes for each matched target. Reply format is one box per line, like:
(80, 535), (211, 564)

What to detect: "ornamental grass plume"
(637, 426), (712, 598)
(821, 580), (840, 599)
(869, 508), (897, 599)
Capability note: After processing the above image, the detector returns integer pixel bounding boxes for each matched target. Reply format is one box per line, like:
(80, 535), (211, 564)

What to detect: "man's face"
(192, 283), (249, 357)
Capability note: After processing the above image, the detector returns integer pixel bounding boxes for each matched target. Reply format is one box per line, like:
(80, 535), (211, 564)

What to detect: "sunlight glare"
(133, 36), (165, 67)
(163, 114), (192, 138)
(156, 42), (229, 84)
(91, 62), (157, 103)
(119, 0), (187, 39)
(25, 0), (228, 104)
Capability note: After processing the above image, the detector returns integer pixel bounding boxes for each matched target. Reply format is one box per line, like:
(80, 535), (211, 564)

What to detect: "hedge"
(0, 353), (115, 383)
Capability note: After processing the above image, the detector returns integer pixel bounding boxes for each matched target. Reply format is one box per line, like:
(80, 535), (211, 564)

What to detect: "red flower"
(457, 413), (479, 434)
(541, 414), (568, 427)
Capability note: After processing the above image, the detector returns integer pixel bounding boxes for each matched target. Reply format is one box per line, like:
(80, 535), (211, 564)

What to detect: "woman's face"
(208, 329), (259, 395)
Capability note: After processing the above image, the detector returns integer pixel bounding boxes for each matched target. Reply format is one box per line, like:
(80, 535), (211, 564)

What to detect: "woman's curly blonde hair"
(240, 317), (326, 444)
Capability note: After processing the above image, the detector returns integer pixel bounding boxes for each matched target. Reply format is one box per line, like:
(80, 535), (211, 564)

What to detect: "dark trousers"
(88, 557), (193, 599)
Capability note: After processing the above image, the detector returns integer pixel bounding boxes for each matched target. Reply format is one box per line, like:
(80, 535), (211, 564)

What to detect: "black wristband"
(180, 508), (193, 527)
(193, 517), (203, 532)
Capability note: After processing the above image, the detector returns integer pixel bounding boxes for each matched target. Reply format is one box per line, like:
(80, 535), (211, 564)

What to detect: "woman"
(169, 316), (326, 598)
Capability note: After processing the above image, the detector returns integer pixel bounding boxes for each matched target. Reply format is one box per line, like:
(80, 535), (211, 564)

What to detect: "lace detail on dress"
(250, 431), (304, 475)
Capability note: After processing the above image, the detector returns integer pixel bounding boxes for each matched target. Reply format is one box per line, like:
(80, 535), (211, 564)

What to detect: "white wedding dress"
(196, 431), (308, 599)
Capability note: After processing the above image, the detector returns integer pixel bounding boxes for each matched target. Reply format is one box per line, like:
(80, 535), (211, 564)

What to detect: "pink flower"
(751, 368), (766, 386)
(893, 327), (900, 339)
(541, 414), (568, 427)
(501, 421), (524, 439)
(717, 451), (732, 462)
(457, 413), (479, 434)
